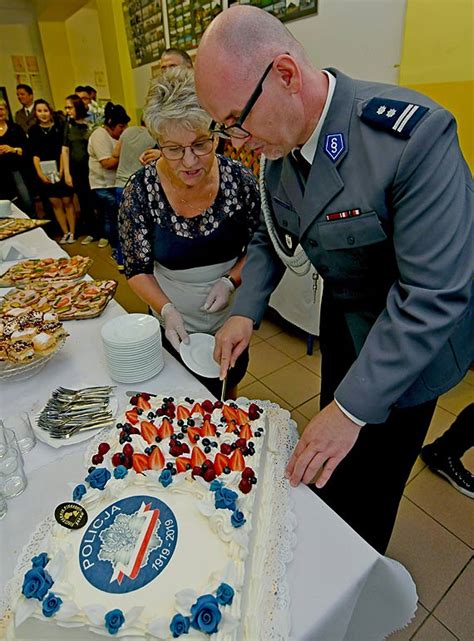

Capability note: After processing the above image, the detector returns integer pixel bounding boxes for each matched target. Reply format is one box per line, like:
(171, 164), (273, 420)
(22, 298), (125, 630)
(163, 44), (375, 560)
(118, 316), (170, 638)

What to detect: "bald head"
(196, 5), (305, 83)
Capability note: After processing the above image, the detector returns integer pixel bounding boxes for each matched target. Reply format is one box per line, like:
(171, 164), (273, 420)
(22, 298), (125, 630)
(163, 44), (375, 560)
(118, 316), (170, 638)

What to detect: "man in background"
(15, 84), (35, 133)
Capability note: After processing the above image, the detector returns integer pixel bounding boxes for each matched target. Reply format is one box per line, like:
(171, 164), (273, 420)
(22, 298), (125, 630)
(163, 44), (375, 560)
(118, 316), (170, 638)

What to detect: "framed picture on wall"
(228, 0), (317, 23)
(0, 87), (12, 117)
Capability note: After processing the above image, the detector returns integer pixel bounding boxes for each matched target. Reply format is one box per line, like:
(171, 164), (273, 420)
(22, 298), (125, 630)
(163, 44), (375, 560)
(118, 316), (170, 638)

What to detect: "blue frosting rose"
(104, 609), (125, 635)
(216, 582), (235, 606)
(22, 567), (54, 601)
(190, 594), (222, 634)
(73, 484), (87, 501)
(113, 465), (128, 480)
(42, 592), (63, 617)
(31, 552), (49, 568)
(214, 487), (238, 511)
(170, 613), (191, 638)
(159, 469), (173, 488)
(231, 509), (246, 529)
(209, 479), (223, 492)
(85, 467), (111, 491)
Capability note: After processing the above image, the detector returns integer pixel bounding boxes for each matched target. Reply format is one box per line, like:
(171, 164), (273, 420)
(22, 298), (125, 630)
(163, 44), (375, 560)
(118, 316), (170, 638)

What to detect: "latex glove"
(161, 303), (189, 352)
(201, 278), (235, 313)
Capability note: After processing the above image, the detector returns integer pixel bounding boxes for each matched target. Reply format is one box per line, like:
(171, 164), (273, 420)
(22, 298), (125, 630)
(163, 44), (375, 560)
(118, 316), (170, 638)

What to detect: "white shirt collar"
(297, 70), (336, 165)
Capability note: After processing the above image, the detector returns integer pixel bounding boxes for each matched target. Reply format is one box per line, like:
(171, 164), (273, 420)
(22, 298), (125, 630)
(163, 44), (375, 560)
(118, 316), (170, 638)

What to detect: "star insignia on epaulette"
(361, 97), (429, 139)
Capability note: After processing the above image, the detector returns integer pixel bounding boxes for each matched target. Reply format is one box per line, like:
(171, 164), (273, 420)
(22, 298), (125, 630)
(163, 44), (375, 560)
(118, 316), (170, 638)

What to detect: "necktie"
(290, 148), (311, 183)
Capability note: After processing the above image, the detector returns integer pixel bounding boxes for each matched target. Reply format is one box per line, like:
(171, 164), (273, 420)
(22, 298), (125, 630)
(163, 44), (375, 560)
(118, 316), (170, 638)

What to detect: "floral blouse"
(118, 155), (261, 278)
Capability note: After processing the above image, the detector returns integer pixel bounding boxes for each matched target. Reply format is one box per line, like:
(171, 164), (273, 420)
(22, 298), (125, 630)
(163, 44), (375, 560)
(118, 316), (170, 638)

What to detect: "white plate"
(31, 396), (119, 449)
(101, 314), (160, 346)
(179, 333), (220, 378)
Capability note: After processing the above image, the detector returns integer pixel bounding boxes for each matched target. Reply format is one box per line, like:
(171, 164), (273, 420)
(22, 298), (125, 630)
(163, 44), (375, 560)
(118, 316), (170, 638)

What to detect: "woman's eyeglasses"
(158, 137), (215, 160)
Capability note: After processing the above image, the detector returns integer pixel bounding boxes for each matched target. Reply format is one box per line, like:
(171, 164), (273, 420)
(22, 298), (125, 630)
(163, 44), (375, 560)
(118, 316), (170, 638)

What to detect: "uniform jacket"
(233, 69), (474, 423)
(15, 107), (36, 134)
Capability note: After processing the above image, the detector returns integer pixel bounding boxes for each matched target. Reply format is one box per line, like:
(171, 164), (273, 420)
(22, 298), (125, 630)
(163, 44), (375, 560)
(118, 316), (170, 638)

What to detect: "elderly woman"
(118, 68), (260, 398)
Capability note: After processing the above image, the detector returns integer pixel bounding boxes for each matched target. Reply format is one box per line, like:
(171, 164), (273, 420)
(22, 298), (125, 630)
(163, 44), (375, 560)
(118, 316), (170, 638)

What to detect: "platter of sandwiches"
(0, 256), (93, 286)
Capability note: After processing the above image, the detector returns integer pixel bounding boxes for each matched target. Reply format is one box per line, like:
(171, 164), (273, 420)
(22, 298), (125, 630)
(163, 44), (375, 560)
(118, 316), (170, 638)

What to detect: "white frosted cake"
(10, 395), (297, 641)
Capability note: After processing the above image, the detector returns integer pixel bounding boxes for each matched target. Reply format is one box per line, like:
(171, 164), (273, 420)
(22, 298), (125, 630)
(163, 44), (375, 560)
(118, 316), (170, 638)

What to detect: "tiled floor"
(64, 237), (474, 640)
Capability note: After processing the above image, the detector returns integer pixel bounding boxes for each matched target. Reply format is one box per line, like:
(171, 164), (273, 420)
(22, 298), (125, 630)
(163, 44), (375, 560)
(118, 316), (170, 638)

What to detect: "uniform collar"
(297, 70), (336, 165)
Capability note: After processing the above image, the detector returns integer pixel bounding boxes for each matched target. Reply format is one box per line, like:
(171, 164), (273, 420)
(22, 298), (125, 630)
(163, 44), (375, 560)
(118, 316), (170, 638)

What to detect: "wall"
(399, 0), (474, 169)
(66, 4), (110, 101)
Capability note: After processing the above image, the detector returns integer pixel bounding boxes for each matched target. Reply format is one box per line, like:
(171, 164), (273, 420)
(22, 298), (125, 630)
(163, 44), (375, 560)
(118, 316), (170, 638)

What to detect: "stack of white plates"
(101, 314), (164, 383)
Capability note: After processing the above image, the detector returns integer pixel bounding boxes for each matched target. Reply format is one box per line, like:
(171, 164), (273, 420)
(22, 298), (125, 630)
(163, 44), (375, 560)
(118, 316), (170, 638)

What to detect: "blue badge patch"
(79, 495), (178, 594)
(360, 98), (429, 139)
(324, 133), (345, 161)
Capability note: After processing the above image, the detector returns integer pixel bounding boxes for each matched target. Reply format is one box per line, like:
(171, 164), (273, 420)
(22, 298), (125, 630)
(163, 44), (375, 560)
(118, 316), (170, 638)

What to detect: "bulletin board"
(123, 0), (167, 68)
(167, 0), (223, 51)
(228, 0), (317, 23)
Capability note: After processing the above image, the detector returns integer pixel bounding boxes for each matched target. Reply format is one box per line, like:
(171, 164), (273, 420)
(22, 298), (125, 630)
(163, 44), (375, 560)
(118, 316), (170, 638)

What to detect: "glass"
(0, 446), (27, 498)
(209, 59), (275, 140)
(3, 413), (36, 454)
(159, 137), (215, 160)
(0, 491), (6, 520)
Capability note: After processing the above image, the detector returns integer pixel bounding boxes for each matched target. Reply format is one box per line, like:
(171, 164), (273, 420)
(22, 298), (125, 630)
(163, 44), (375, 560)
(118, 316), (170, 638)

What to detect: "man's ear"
(273, 54), (302, 94)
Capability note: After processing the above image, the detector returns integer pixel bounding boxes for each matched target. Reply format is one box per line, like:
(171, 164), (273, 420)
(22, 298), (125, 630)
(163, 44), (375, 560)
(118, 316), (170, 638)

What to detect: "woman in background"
(88, 102), (130, 263)
(62, 94), (97, 245)
(29, 99), (75, 243)
(0, 98), (33, 213)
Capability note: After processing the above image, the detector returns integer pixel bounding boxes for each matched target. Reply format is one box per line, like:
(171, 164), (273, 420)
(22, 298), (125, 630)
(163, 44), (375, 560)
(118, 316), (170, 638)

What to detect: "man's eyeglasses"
(158, 137), (215, 161)
(209, 59), (275, 140)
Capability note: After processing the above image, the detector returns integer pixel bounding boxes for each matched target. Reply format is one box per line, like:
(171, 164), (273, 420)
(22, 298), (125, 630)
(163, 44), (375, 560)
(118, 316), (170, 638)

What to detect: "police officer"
(195, 6), (474, 553)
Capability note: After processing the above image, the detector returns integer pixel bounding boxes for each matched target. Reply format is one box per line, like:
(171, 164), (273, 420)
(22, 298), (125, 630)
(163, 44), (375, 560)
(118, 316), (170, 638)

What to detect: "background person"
(29, 99), (75, 243)
(0, 98), (33, 213)
(88, 102), (129, 262)
(14, 84), (36, 133)
(118, 68), (260, 399)
(62, 94), (97, 244)
(195, 6), (474, 553)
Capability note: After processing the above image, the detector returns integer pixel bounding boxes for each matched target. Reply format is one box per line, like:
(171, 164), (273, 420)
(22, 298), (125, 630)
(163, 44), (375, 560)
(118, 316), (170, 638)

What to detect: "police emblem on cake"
(79, 495), (178, 593)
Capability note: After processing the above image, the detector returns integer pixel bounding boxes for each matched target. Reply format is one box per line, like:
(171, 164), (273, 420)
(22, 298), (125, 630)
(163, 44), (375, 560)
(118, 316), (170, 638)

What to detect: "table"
(0, 206), (418, 641)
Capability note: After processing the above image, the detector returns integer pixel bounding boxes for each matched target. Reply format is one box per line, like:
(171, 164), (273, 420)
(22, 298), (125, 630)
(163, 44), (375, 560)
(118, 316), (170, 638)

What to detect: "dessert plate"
(31, 396), (118, 449)
(180, 333), (220, 378)
(101, 313), (160, 345)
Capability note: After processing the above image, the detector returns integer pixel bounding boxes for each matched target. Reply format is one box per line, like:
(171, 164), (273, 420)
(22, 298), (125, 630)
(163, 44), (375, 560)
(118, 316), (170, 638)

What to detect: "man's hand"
(286, 401), (362, 489)
(139, 148), (161, 165)
(214, 316), (253, 379)
(161, 302), (189, 352)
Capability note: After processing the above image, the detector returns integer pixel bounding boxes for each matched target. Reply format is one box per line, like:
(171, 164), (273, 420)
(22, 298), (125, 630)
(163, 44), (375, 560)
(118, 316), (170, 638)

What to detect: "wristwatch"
(223, 274), (238, 290)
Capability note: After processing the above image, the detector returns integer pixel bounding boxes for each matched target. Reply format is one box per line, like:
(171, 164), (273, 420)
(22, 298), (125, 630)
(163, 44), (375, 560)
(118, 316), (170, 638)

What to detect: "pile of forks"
(38, 386), (116, 439)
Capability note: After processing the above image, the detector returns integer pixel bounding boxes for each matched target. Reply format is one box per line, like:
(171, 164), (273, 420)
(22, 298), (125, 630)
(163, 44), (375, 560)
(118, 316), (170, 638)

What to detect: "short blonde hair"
(143, 67), (211, 141)
(0, 98), (9, 118)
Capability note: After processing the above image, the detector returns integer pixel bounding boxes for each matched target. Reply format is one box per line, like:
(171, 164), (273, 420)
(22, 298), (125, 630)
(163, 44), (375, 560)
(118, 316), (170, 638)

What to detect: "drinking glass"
(0, 447), (27, 498)
(0, 490), (7, 520)
(3, 413), (36, 454)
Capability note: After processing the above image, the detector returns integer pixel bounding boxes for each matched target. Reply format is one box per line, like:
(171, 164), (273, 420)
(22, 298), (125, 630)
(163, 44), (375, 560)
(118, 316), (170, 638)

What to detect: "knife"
(125, 391), (157, 397)
(220, 376), (227, 402)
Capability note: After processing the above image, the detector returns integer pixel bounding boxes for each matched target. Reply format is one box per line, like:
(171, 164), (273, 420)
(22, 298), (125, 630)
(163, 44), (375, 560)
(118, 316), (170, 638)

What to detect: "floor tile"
(406, 456), (426, 485)
(247, 341), (292, 379)
(238, 380), (292, 411)
(296, 395), (321, 420)
(239, 370), (256, 390)
(290, 409), (308, 436)
(462, 368), (474, 386)
(249, 333), (262, 346)
(412, 615), (459, 641)
(405, 468), (474, 548)
(387, 497), (472, 611)
(461, 448), (474, 471)
(267, 331), (308, 360)
(261, 362), (321, 408)
(386, 603), (429, 640)
(437, 381), (473, 416)
(298, 351), (322, 376)
(423, 405), (457, 445)
(434, 559), (474, 641)
(253, 317), (283, 340)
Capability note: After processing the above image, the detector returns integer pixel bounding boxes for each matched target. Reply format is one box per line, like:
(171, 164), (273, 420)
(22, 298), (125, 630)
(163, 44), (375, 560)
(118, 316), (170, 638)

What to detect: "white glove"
(161, 303), (189, 352)
(201, 277), (235, 313)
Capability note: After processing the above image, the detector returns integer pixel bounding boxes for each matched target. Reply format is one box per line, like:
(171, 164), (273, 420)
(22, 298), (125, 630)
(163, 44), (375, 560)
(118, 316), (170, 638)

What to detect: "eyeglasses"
(158, 137), (215, 160)
(209, 59), (275, 140)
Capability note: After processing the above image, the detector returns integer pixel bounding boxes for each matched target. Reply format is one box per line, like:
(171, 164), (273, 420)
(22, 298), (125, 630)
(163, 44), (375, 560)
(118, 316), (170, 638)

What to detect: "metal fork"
(47, 417), (115, 439)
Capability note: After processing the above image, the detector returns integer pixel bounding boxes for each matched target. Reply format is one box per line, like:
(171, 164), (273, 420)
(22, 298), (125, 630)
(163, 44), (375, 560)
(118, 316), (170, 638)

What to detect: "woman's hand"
(201, 278), (234, 313)
(64, 173), (73, 188)
(40, 173), (51, 184)
(161, 303), (190, 351)
(139, 148), (161, 165)
(0, 145), (14, 155)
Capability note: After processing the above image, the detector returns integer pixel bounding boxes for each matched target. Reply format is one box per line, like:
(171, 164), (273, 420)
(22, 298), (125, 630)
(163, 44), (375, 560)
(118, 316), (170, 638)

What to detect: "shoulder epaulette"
(360, 97), (429, 139)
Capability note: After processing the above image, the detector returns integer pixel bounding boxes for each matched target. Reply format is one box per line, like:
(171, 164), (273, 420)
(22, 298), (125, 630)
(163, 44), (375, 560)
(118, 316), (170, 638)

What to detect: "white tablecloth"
(0, 207), (418, 640)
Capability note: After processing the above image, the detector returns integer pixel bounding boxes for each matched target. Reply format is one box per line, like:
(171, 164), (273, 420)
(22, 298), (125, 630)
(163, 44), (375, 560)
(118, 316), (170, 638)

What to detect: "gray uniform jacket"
(232, 68), (474, 424)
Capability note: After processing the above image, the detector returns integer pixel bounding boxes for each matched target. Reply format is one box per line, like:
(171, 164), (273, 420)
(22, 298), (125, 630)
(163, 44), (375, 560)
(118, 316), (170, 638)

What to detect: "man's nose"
(230, 135), (248, 151)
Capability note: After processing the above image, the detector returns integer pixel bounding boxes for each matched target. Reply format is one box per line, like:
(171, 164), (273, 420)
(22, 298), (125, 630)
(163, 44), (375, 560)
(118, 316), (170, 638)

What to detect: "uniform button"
(282, 220), (288, 228)
(347, 235), (355, 246)
(308, 239), (317, 247)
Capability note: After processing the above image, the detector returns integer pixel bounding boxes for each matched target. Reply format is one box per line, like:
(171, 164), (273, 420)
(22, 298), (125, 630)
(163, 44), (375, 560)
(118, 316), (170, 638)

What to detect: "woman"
(118, 68), (260, 398)
(88, 102), (130, 259)
(0, 98), (33, 214)
(62, 94), (97, 245)
(29, 99), (76, 243)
